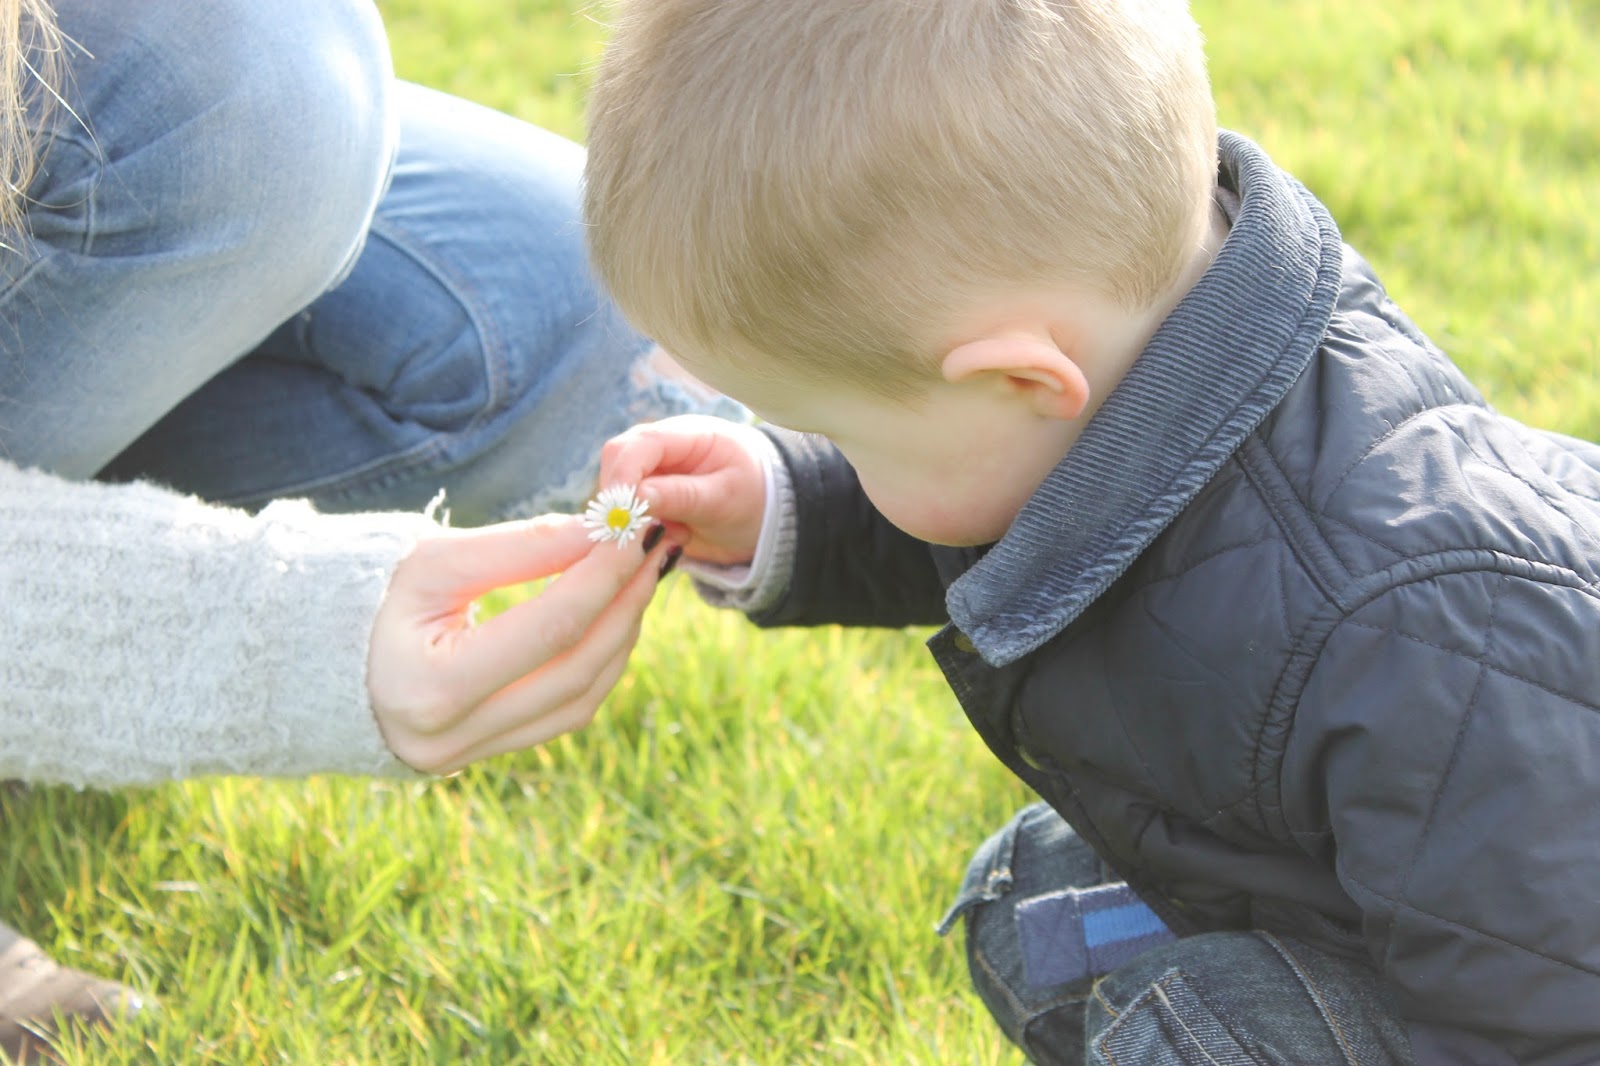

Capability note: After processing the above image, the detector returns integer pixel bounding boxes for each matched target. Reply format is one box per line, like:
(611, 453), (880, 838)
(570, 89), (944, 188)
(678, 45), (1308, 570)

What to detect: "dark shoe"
(0, 926), (148, 1063)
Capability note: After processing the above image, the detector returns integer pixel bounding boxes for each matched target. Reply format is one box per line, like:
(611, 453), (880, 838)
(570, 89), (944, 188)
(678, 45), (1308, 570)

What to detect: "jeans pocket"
(1093, 969), (1260, 1066)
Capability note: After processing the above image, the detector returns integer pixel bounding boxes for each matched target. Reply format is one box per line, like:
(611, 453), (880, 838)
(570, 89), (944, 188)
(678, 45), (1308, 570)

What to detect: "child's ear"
(941, 333), (1090, 420)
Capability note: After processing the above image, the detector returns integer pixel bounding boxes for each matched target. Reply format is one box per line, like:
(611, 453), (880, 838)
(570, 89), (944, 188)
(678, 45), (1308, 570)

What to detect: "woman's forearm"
(0, 459), (434, 787)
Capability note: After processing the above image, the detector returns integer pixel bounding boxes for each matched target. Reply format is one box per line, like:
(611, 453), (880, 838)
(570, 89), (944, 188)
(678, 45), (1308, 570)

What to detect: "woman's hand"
(366, 514), (674, 773)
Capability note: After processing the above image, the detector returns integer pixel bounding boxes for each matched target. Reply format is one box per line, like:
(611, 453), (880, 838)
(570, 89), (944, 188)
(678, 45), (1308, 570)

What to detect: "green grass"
(5, 0), (1597, 1061)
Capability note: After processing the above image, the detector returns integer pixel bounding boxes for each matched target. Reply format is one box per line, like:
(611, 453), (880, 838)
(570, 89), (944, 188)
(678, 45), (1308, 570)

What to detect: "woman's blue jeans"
(943, 804), (1415, 1066)
(0, 0), (740, 522)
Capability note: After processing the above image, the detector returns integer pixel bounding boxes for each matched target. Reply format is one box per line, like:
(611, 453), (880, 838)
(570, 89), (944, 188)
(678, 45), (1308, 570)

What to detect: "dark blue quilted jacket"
(753, 133), (1600, 1065)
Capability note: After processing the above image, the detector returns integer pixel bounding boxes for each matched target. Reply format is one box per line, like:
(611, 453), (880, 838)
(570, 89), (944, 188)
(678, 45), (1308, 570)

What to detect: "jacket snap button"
(953, 632), (977, 654)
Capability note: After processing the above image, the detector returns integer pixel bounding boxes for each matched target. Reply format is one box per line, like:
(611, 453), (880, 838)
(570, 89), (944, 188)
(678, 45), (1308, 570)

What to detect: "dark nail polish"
(641, 523), (665, 553)
(658, 546), (683, 579)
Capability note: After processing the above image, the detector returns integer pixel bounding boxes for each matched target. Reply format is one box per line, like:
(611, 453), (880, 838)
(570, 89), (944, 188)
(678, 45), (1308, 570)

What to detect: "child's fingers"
(598, 424), (671, 490)
(640, 466), (765, 564)
(598, 415), (729, 488)
(634, 471), (728, 526)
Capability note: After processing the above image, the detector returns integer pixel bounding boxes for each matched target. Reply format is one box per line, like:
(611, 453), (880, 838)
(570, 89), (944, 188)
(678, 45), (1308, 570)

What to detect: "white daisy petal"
(580, 484), (652, 548)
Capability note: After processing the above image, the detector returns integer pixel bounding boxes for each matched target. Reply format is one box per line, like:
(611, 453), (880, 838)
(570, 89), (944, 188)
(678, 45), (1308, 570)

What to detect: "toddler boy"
(583, 2), (1600, 1063)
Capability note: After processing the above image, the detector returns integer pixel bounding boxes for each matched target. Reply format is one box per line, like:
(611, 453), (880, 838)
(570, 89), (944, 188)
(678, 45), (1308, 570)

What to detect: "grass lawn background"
(3, 1), (1595, 1062)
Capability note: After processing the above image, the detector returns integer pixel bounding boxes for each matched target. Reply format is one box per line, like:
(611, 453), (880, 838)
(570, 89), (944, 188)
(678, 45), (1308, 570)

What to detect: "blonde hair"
(2, 0), (59, 237)
(585, 0), (1218, 398)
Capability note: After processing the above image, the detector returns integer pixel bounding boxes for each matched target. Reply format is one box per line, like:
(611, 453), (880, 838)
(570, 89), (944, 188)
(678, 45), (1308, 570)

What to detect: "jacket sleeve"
(0, 458), (435, 787)
(749, 427), (948, 629)
(1289, 568), (1600, 1066)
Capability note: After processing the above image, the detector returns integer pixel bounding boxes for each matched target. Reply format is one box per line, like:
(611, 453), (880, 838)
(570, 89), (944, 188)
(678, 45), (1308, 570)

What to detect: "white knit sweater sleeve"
(0, 458), (439, 788)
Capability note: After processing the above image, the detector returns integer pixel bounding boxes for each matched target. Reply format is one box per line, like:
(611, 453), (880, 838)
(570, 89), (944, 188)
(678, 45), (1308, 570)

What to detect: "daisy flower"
(582, 483), (652, 548)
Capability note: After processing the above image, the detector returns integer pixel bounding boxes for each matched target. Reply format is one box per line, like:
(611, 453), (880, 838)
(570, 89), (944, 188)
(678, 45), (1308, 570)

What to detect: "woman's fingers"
(370, 515), (666, 771)
(439, 624), (641, 772)
(399, 514), (599, 608)
(371, 465), (705, 771)
(442, 529), (668, 711)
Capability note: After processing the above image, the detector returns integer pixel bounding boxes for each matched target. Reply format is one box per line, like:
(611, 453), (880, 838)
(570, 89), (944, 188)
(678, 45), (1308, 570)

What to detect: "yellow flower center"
(606, 506), (634, 531)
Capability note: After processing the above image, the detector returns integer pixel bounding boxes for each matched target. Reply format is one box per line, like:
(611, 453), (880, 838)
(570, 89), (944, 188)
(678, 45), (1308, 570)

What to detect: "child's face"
(684, 355), (1082, 547)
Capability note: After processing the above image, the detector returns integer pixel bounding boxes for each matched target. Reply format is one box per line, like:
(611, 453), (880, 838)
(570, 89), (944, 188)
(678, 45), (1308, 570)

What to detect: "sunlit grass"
(5, 0), (1596, 1061)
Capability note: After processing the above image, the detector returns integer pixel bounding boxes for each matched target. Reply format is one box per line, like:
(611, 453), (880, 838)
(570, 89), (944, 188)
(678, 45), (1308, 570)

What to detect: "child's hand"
(367, 515), (672, 773)
(599, 415), (768, 566)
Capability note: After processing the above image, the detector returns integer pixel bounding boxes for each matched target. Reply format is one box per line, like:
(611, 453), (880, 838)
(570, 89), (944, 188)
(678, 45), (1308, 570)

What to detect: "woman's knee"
(36, 0), (395, 303)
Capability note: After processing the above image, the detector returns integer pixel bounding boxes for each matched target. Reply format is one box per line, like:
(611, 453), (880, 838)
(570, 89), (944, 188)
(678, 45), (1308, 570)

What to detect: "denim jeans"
(0, 0), (741, 522)
(943, 803), (1415, 1066)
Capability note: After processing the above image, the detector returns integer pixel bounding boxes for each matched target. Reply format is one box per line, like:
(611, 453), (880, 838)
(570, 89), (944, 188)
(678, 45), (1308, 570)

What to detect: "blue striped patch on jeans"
(1014, 882), (1176, 989)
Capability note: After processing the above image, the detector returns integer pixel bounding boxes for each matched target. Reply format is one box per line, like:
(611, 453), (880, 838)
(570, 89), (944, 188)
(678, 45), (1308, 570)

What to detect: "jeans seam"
(1090, 978), (1121, 1020)
(972, 929), (1083, 1064)
(972, 936), (1032, 1031)
(1096, 971), (1182, 1066)
(3, 125), (102, 306)
(0, 243), (55, 312)
(1255, 931), (1360, 1066)
(1100, 968), (1275, 1066)
(1019, 988), (1090, 1063)
(214, 210), (511, 508)
(19, 123), (103, 253)
(364, 216), (508, 429)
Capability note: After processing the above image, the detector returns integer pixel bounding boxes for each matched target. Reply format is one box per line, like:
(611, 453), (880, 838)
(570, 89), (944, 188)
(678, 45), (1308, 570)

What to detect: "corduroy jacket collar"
(944, 132), (1345, 666)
